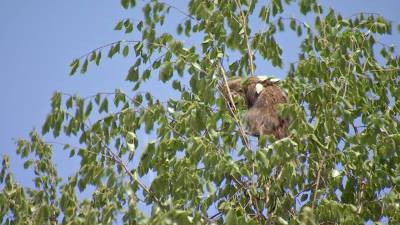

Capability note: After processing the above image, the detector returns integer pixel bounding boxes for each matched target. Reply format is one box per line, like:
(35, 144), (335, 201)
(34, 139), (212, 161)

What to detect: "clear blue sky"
(1, 0), (399, 216)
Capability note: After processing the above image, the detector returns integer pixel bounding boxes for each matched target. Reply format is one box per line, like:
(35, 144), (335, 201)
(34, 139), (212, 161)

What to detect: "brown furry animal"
(223, 77), (289, 139)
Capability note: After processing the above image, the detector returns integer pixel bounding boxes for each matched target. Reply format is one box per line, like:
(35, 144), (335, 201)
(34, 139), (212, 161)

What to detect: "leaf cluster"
(2, 0), (400, 224)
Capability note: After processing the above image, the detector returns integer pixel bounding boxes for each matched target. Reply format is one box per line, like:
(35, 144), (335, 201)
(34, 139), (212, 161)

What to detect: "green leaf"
(80, 59), (88, 74)
(134, 42), (143, 56)
(142, 69), (151, 81)
(296, 25), (302, 36)
(66, 97), (73, 109)
(137, 21), (143, 31)
(290, 18), (296, 30)
(122, 46), (129, 57)
(108, 43), (120, 58)
(69, 149), (75, 157)
(159, 62), (173, 82)
(90, 51), (97, 61)
(226, 210), (237, 225)
(172, 80), (181, 90)
(38, 205), (50, 224)
(177, 24), (183, 34)
(94, 51), (102, 65)
(191, 62), (202, 72)
(132, 81), (141, 91)
(23, 159), (33, 169)
(69, 59), (80, 75)
(95, 94), (101, 105)
(114, 20), (124, 30)
(152, 60), (161, 69)
(277, 217), (288, 225)
(134, 95), (143, 106)
(256, 150), (269, 169)
(126, 66), (139, 82)
(121, 0), (129, 9)
(184, 19), (191, 36)
(125, 22), (133, 33)
(85, 102), (93, 118)
(99, 98), (109, 113)
(277, 18), (284, 31)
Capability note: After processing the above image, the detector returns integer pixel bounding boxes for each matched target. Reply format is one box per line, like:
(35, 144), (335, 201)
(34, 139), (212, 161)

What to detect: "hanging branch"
(218, 61), (251, 150)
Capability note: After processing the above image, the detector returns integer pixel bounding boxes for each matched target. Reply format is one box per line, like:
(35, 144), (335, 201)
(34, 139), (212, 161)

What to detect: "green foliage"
(2, 1), (400, 224)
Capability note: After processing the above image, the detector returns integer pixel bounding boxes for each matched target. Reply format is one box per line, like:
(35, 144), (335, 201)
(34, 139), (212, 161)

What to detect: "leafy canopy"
(1, 0), (400, 224)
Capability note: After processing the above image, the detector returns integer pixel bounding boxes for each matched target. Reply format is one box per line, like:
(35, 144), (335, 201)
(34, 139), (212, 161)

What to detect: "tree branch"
(233, 0), (255, 76)
(218, 61), (251, 150)
(312, 164), (321, 209)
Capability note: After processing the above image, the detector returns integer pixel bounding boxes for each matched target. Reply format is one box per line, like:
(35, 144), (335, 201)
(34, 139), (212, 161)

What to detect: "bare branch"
(218, 61), (251, 150)
(312, 164), (321, 209)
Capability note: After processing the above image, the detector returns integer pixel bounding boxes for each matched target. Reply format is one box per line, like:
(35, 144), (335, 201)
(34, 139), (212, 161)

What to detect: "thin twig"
(77, 40), (136, 60)
(64, 110), (164, 204)
(159, 1), (195, 20)
(312, 164), (321, 209)
(76, 39), (166, 61)
(95, 130), (161, 203)
(218, 61), (251, 150)
(45, 141), (113, 160)
(233, 0), (255, 76)
(357, 180), (366, 214)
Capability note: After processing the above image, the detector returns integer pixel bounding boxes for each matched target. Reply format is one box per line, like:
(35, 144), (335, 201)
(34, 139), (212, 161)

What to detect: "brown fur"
(223, 77), (289, 139)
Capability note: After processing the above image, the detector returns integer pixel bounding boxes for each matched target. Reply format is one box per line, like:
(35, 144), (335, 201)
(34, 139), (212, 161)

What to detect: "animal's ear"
(225, 78), (243, 91)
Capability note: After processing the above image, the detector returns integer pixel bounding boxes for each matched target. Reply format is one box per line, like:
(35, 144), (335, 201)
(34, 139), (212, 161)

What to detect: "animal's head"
(224, 76), (280, 107)
(220, 78), (246, 109)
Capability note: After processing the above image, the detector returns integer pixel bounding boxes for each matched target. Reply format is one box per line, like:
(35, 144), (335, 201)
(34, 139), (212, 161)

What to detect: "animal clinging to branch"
(222, 76), (290, 139)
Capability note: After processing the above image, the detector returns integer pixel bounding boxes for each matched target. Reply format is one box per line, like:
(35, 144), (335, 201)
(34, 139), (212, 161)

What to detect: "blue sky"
(1, 0), (399, 219)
